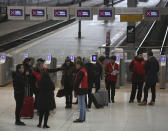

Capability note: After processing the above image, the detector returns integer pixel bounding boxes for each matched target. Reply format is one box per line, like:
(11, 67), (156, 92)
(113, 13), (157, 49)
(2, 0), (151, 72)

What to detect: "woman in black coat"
(61, 57), (75, 108)
(37, 72), (54, 128)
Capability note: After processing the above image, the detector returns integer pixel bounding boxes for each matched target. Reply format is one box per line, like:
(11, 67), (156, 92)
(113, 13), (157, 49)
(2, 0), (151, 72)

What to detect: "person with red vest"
(73, 61), (88, 123)
(105, 56), (119, 103)
(129, 52), (146, 103)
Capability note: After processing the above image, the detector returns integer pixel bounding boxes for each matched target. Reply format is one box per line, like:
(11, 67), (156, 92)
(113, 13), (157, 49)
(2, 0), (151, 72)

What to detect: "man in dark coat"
(139, 51), (159, 106)
(12, 64), (26, 126)
(37, 72), (54, 128)
(84, 59), (97, 109)
(23, 58), (34, 97)
(129, 52), (146, 103)
(61, 57), (75, 109)
(95, 56), (105, 92)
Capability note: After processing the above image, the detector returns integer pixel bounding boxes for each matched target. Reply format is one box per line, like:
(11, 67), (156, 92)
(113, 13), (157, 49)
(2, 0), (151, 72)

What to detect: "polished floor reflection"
(0, 86), (168, 131)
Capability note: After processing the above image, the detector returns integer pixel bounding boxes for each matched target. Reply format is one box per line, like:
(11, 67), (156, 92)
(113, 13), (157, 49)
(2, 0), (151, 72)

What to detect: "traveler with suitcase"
(74, 61), (88, 123)
(95, 56), (106, 92)
(105, 56), (119, 103)
(37, 72), (54, 128)
(12, 64), (26, 126)
(129, 51), (146, 103)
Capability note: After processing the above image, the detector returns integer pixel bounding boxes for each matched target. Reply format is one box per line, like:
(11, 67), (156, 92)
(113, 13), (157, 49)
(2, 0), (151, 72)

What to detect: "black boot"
(43, 111), (49, 128)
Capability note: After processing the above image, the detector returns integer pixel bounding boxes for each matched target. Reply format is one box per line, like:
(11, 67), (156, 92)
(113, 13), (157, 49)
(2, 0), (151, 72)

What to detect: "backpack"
(133, 59), (145, 75)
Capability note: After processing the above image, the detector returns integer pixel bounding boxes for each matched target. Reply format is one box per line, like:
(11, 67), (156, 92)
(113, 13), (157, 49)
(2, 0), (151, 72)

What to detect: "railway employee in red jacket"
(105, 56), (119, 103)
(74, 61), (88, 123)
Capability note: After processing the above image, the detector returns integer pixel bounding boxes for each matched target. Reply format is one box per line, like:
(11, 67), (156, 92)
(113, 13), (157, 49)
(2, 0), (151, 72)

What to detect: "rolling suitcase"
(98, 89), (108, 106)
(20, 79), (34, 118)
(92, 92), (104, 109)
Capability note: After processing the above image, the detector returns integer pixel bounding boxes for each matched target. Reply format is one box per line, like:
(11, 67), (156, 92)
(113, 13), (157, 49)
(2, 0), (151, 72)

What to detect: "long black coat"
(37, 73), (54, 111)
(61, 63), (75, 94)
(144, 56), (159, 85)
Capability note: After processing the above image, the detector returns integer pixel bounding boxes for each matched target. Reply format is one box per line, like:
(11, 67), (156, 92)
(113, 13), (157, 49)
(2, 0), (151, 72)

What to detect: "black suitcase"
(92, 93), (104, 109)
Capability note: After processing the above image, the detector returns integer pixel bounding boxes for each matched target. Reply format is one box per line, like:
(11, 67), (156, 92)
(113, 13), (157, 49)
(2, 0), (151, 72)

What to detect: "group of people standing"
(12, 50), (160, 127)
(129, 51), (159, 106)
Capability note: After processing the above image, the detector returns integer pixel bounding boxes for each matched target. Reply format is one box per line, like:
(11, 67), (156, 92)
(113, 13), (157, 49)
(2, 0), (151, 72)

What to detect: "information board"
(75, 7), (93, 20)
(143, 8), (160, 21)
(50, 7), (69, 20)
(30, 7), (46, 21)
(98, 7), (115, 20)
(8, 6), (24, 20)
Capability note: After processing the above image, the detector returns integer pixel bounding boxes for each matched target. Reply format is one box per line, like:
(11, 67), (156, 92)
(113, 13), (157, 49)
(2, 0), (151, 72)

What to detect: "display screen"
(77, 10), (90, 17)
(10, 9), (23, 16)
(99, 10), (112, 17)
(54, 9), (67, 17)
(1, 54), (6, 60)
(32, 9), (45, 16)
(92, 55), (97, 62)
(145, 10), (159, 17)
(46, 55), (51, 61)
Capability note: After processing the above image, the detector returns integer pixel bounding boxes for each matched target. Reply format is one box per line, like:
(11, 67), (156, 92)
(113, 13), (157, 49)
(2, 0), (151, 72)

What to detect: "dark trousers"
(95, 76), (101, 92)
(106, 81), (116, 102)
(130, 82), (144, 101)
(39, 110), (49, 126)
(87, 88), (92, 108)
(143, 83), (156, 102)
(14, 94), (24, 122)
(65, 92), (72, 107)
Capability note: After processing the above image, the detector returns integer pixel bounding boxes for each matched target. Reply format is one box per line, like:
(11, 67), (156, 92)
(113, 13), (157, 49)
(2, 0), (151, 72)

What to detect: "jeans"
(78, 95), (86, 121)
(130, 82), (144, 101)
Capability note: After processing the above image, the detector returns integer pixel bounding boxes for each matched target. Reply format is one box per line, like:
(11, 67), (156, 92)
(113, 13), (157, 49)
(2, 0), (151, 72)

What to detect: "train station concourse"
(0, 0), (168, 131)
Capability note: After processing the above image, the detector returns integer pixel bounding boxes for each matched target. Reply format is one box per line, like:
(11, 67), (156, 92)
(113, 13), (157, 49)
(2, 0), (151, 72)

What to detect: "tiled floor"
(0, 85), (168, 131)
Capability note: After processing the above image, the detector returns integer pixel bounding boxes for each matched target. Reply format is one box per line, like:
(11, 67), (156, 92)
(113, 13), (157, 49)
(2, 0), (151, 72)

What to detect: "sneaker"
(138, 101), (147, 106)
(15, 121), (26, 126)
(148, 101), (155, 106)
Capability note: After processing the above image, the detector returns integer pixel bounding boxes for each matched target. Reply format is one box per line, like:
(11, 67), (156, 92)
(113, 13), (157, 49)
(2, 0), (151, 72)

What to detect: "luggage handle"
(25, 77), (31, 97)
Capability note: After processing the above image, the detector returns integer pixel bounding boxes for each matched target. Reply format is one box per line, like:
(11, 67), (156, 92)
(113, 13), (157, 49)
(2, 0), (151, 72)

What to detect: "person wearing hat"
(61, 57), (75, 109)
(105, 56), (119, 103)
(129, 51), (146, 103)
(139, 51), (159, 106)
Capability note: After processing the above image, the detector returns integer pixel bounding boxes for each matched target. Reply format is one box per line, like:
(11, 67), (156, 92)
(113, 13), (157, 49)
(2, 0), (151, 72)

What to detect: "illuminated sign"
(77, 10), (90, 18)
(99, 10), (112, 17)
(46, 55), (51, 61)
(24, 54), (29, 59)
(1, 54), (6, 60)
(32, 9), (45, 16)
(70, 56), (74, 62)
(10, 9), (23, 16)
(92, 55), (97, 62)
(145, 10), (159, 17)
(54, 9), (67, 17)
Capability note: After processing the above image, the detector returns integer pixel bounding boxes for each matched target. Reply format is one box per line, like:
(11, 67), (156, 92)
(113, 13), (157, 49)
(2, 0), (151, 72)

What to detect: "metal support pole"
(112, 0), (113, 7)
(78, 0), (82, 39)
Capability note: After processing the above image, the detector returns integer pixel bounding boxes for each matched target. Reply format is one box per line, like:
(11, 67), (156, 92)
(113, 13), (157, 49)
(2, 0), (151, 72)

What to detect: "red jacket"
(32, 67), (47, 88)
(74, 68), (88, 95)
(105, 62), (119, 82)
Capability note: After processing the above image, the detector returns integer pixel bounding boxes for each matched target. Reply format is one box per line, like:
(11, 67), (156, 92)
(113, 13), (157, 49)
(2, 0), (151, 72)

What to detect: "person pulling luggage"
(74, 61), (88, 123)
(129, 51), (146, 103)
(105, 56), (119, 103)
(12, 64), (26, 126)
